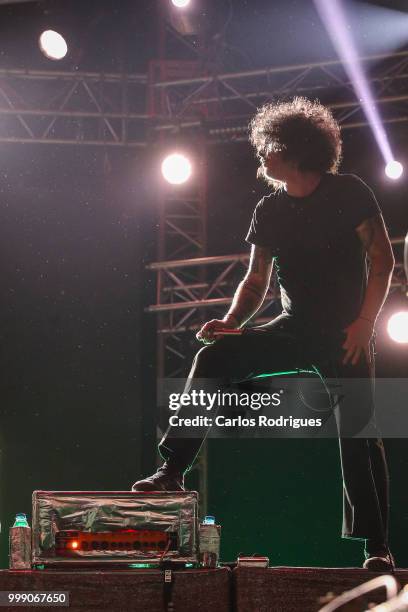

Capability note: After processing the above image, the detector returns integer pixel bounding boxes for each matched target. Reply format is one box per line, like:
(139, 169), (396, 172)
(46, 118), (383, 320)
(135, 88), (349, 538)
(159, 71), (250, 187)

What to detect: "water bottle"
(199, 515), (221, 568)
(9, 513), (32, 570)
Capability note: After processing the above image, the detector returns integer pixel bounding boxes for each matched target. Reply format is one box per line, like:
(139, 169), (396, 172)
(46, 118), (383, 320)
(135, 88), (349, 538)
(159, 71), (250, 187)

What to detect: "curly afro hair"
(249, 97), (342, 175)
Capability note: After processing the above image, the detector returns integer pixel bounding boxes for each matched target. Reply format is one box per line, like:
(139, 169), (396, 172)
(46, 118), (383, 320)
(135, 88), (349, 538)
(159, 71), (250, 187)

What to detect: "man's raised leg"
(132, 325), (299, 490)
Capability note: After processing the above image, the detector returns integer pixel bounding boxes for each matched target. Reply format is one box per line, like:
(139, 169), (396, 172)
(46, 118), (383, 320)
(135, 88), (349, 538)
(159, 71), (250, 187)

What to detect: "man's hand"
(196, 315), (239, 345)
(342, 317), (375, 365)
(196, 244), (273, 345)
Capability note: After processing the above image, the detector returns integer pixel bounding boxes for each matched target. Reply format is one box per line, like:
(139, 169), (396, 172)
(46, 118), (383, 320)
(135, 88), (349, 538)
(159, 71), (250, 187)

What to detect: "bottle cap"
(13, 513), (29, 528)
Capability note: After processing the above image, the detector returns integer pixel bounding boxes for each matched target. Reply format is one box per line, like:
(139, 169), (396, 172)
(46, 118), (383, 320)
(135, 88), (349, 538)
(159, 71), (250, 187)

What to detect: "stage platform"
(234, 566), (408, 611)
(0, 566), (407, 611)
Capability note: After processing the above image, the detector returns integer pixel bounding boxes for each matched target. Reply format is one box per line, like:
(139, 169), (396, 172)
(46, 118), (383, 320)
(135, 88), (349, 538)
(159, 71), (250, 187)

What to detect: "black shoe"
(363, 552), (395, 572)
(131, 462), (185, 492)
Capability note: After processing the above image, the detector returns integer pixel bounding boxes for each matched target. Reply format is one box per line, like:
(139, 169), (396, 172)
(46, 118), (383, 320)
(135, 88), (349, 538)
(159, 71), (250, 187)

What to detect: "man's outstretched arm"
(342, 214), (395, 365)
(197, 245), (274, 343)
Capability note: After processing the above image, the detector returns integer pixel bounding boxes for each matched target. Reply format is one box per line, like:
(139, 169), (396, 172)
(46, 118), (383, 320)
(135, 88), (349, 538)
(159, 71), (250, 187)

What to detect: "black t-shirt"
(245, 173), (381, 332)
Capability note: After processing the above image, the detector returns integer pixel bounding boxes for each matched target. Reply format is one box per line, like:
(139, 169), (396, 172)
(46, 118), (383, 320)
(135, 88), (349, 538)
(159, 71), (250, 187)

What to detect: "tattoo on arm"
(227, 245), (274, 326)
(228, 277), (267, 325)
(356, 214), (395, 269)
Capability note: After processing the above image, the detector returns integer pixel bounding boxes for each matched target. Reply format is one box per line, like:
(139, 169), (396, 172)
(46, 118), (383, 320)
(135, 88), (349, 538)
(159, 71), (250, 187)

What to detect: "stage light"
(171, 0), (190, 8)
(161, 153), (192, 185)
(385, 160), (403, 180)
(387, 312), (408, 344)
(39, 30), (68, 60)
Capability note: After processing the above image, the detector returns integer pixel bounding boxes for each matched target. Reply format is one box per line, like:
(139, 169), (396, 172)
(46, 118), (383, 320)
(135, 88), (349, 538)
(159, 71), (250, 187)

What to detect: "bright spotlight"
(161, 153), (192, 185)
(385, 160), (403, 180)
(387, 311), (408, 344)
(39, 30), (68, 60)
(171, 0), (191, 7)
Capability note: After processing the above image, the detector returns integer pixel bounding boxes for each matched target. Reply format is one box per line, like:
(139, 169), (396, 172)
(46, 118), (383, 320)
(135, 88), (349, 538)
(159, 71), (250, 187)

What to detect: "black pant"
(158, 315), (389, 542)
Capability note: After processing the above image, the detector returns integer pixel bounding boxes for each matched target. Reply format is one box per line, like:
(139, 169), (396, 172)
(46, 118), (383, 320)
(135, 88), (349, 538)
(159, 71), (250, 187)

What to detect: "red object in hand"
(212, 329), (243, 336)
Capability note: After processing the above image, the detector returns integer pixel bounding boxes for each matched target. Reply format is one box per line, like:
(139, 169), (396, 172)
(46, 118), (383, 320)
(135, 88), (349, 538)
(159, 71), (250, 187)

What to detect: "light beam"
(314, 0), (395, 166)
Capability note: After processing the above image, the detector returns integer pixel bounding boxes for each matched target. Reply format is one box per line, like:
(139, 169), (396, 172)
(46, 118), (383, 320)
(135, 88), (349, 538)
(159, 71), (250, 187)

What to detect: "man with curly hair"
(133, 97), (395, 570)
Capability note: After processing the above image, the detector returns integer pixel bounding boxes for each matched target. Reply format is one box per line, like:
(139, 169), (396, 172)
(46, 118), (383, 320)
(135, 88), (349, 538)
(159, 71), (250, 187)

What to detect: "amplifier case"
(32, 490), (198, 566)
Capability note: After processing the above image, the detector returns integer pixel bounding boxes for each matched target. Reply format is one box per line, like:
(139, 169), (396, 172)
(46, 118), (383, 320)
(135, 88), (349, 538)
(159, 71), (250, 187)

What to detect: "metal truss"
(0, 68), (147, 146)
(153, 112), (209, 517)
(155, 142), (208, 380)
(150, 24), (210, 378)
(151, 50), (408, 141)
(0, 0), (39, 4)
(1, 50), (408, 145)
(148, 253), (278, 328)
(150, 3), (212, 515)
